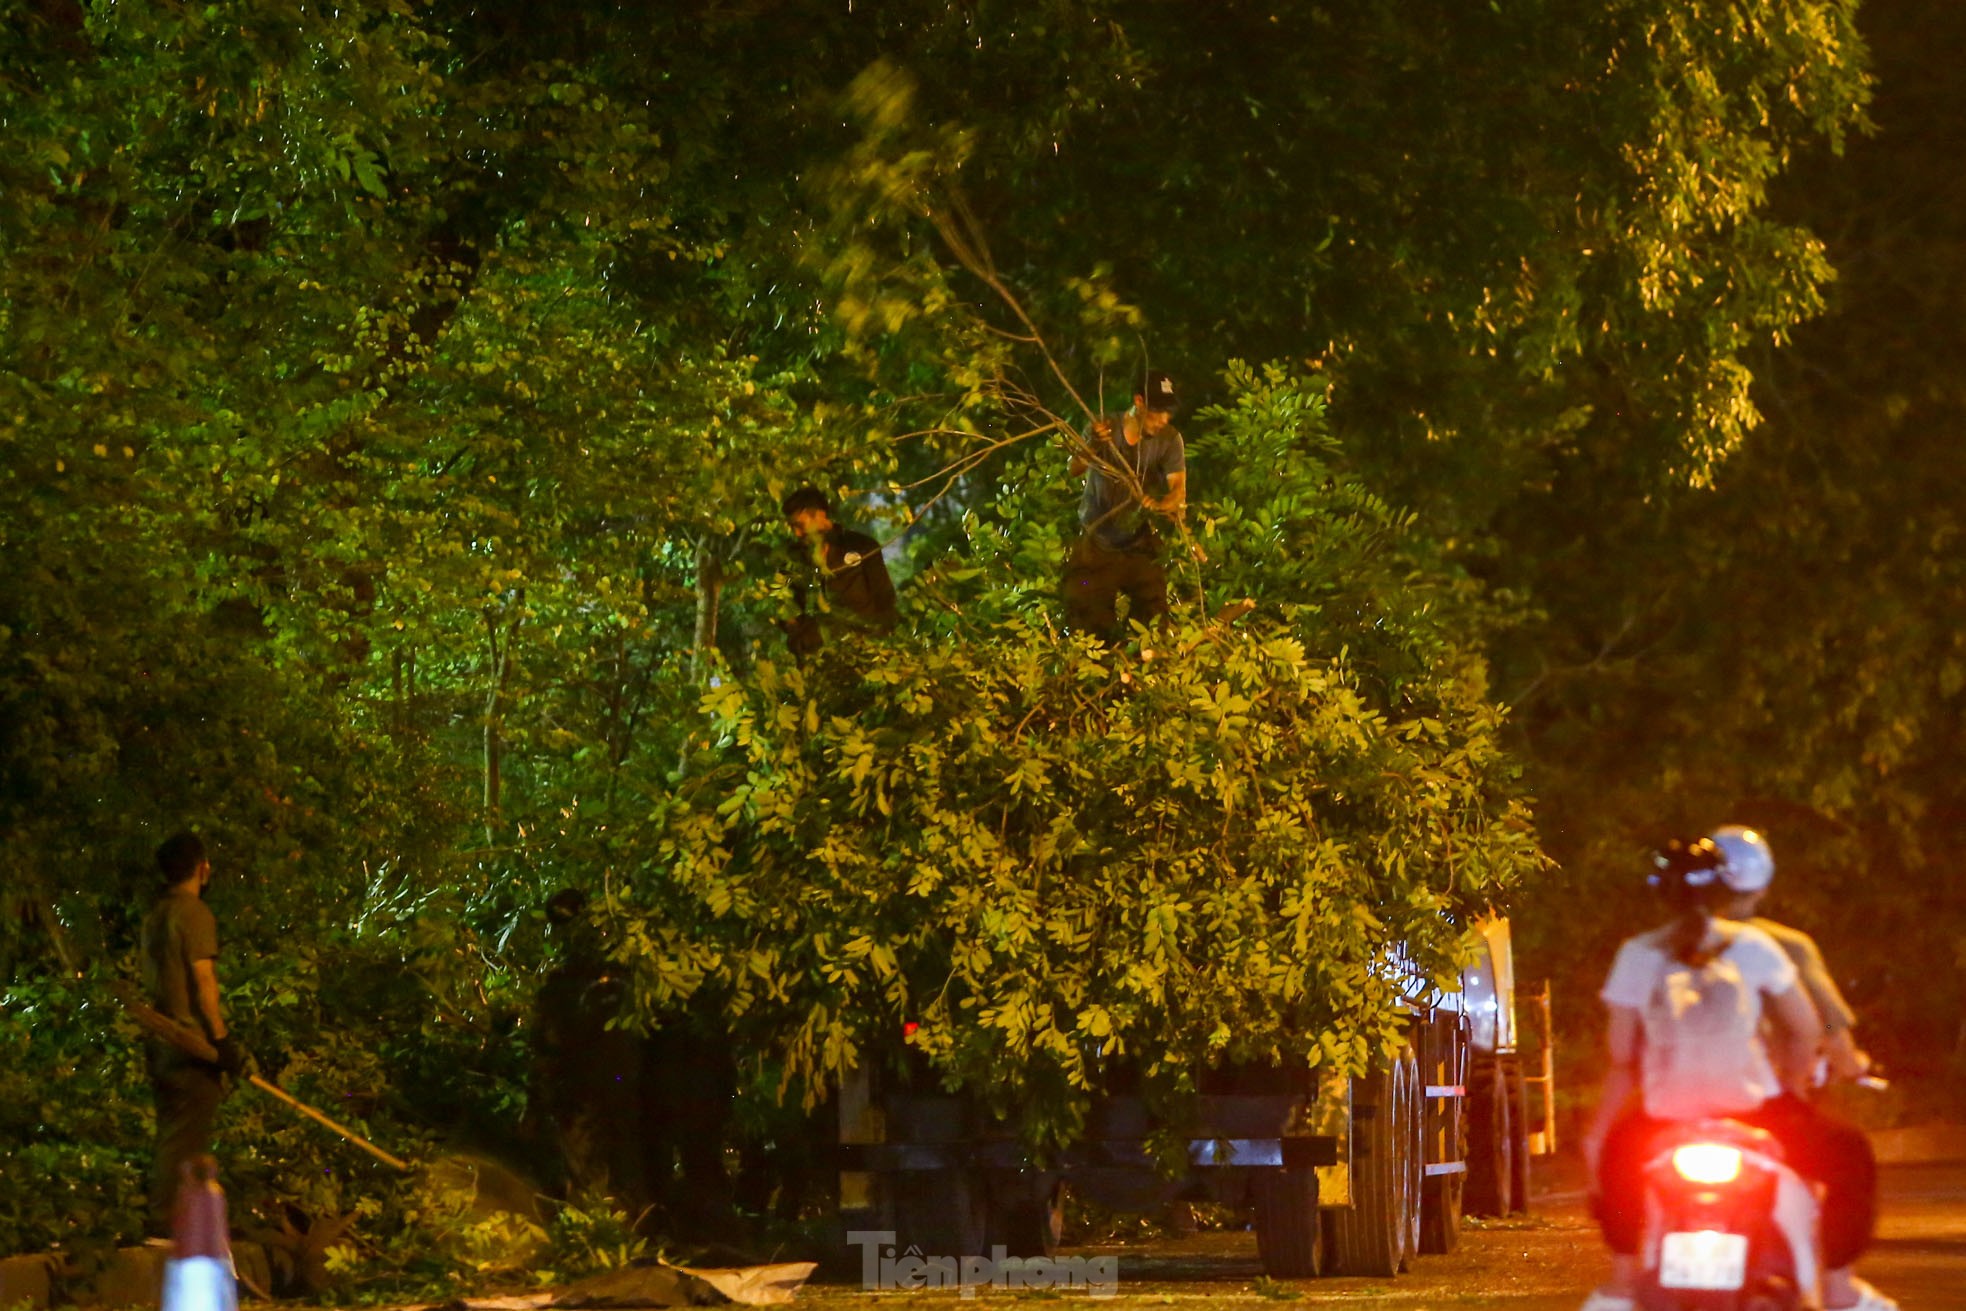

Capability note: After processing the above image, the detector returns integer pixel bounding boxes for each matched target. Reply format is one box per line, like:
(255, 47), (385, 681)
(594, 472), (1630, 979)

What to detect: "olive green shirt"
(141, 890), (220, 1044)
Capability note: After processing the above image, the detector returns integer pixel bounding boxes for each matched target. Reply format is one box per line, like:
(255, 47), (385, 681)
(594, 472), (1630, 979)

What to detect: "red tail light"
(1672, 1143), (1744, 1185)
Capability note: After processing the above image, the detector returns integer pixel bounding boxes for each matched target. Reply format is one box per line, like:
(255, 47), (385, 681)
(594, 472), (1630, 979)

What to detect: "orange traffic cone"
(162, 1156), (237, 1311)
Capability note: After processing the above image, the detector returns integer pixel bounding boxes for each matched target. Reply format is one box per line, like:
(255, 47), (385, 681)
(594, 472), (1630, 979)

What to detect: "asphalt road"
(1867, 1164), (1966, 1310)
(803, 1160), (1966, 1310)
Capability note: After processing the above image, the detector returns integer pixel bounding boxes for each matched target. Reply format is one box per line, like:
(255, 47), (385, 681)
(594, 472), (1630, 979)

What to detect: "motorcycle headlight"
(1671, 1143), (1744, 1185)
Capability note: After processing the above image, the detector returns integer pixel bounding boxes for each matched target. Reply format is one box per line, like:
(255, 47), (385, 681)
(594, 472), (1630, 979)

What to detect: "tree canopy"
(2, 0), (1912, 1280)
(1507, 0), (1966, 1098)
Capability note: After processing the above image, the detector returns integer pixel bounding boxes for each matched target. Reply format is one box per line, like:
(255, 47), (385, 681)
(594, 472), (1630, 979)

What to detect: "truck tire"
(1392, 1046), (1424, 1272)
(890, 1167), (989, 1258)
(1463, 1055), (1514, 1217)
(1419, 1015), (1468, 1255)
(1420, 1173), (1464, 1255)
(1505, 1057), (1533, 1215)
(988, 1178), (1064, 1258)
(1322, 1044), (1422, 1277)
(1252, 1168), (1321, 1278)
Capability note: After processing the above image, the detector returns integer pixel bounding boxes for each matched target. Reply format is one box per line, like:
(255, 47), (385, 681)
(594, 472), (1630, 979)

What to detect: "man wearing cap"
(780, 487), (898, 658)
(1061, 369), (1191, 640)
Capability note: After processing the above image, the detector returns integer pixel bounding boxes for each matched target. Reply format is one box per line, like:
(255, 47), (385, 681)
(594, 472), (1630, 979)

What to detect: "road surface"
(803, 1159), (1966, 1309)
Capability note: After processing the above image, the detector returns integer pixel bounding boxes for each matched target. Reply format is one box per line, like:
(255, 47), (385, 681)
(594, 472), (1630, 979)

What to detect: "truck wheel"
(1419, 1017), (1468, 1255)
(988, 1178), (1064, 1258)
(1505, 1058), (1533, 1215)
(1322, 1044), (1421, 1277)
(1419, 1171), (1464, 1255)
(1463, 1055), (1514, 1217)
(1252, 1168), (1321, 1278)
(1392, 1045), (1424, 1273)
(890, 1168), (989, 1258)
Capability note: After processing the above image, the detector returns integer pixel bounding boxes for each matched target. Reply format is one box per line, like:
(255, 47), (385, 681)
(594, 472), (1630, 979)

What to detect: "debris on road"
(458, 1261), (818, 1310)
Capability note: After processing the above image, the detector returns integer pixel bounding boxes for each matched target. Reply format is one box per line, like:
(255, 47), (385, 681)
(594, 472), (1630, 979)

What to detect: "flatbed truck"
(837, 916), (1546, 1279)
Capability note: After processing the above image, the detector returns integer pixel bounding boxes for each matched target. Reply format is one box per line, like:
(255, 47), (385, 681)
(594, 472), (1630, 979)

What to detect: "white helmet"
(1710, 825), (1775, 894)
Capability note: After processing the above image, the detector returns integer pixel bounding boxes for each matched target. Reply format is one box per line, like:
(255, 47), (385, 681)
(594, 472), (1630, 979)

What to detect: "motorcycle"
(1634, 1118), (1822, 1310)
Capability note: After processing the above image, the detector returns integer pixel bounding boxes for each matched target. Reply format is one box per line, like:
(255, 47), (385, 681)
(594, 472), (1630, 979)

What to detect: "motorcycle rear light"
(1672, 1143), (1744, 1185)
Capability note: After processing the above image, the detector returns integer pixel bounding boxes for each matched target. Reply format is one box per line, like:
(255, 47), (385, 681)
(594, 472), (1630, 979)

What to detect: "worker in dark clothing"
(533, 890), (651, 1216)
(1062, 369), (1193, 640)
(140, 831), (250, 1233)
(640, 1002), (739, 1237)
(780, 487), (898, 657)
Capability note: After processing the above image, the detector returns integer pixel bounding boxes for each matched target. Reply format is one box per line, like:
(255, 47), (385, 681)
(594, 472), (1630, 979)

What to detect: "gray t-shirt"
(1078, 416), (1186, 550)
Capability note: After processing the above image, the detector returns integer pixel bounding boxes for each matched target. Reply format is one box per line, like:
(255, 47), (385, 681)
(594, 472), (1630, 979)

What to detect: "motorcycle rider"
(1580, 838), (1894, 1311)
(1709, 824), (1874, 1084)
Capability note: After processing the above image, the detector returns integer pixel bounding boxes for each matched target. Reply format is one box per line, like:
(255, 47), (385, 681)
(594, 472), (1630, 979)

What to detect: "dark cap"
(1140, 369), (1178, 414)
(781, 486), (831, 518)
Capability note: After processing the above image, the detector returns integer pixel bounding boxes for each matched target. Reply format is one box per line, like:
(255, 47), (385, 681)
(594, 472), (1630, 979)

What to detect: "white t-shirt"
(1599, 920), (1800, 1120)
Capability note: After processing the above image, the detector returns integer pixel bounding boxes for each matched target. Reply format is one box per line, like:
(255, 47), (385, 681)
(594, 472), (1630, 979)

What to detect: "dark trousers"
(150, 1055), (226, 1232)
(641, 1025), (735, 1236)
(1061, 534), (1166, 638)
(1594, 1094), (1877, 1269)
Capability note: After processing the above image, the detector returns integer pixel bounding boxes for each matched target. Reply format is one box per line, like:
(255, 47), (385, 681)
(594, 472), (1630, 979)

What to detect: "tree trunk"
(393, 646), (407, 736)
(482, 609), (516, 846)
(692, 538), (724, 678)
(37, 889), (82, 975)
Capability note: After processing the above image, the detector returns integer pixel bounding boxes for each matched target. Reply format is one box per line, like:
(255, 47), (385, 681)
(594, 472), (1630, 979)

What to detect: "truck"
(836, 915), (1550, 1280)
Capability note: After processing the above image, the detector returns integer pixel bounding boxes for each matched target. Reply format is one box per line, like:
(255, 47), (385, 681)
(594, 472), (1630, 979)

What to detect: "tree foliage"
(1509, 0), (1966, 1105)
(0, 0), (1889, 1267)
(618, 369), (1539, 1147)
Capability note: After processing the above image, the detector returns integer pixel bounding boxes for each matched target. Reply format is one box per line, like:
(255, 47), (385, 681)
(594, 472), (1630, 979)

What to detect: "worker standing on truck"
(1061, 369), (1194, 641)
(780, 487), (898, 659)
(1708, 824), (1875, 1083)
(140, 832), (251, 1234)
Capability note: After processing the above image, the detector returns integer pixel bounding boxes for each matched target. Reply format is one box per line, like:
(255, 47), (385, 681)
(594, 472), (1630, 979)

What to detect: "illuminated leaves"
(624, 373), (1544, 1142)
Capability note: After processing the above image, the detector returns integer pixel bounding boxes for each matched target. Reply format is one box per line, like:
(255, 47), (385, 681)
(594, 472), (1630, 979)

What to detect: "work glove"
(213, 1035), (256, 1080)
